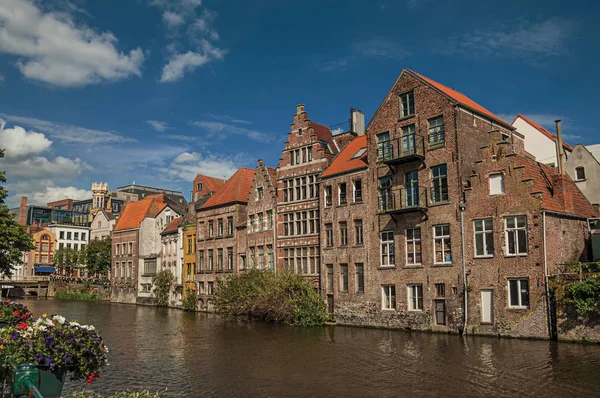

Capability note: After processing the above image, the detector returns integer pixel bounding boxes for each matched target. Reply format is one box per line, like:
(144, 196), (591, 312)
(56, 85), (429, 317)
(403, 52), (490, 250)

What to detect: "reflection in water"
(20, 299), (600, 397)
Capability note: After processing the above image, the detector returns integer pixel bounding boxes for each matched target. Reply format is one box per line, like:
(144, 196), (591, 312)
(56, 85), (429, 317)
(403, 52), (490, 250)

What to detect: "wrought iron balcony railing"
(378, 187), (428, 214)
(377, 135), (425, 165)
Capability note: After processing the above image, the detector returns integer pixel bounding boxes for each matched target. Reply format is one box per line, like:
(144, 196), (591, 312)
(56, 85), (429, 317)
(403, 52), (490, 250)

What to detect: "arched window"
(575, 166), (586, 181)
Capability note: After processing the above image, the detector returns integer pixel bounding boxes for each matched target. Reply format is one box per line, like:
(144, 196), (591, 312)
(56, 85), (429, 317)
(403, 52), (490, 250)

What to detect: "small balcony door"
(377, 132), (391, 161)
(405, 170), (419, 207)
(401, 133), (416, 157)
(378, 176), (392, 211)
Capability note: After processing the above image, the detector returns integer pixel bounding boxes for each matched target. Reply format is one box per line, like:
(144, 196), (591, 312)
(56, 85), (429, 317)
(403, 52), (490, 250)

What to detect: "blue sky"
(1, 0), (598, 207)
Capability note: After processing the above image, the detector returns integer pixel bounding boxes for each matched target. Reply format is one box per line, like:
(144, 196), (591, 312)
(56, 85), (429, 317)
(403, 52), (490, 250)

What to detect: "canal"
(20, 299), (600, 397)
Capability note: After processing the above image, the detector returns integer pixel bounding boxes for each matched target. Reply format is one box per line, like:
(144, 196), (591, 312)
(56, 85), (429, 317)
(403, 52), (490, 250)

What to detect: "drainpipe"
(542, 210), (552, 339)
(459, 202), (468, 335)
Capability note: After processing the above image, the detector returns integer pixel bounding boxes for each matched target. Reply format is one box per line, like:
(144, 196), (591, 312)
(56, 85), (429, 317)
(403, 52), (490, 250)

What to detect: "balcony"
(378, 187), (428, 214)
(377, 135), (425, 166)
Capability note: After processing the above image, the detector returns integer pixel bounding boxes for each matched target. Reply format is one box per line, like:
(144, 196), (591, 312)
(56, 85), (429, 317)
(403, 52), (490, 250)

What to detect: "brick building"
(23, 228), (57, 277)
(182, 215), (197, 294)
(192, 174), (226, 204)
(320, 135), (369, 314)
(244, 160), (278, 270)
(275, 105), (339, 287)
(160, 216), (183, 302)
(195, 168), (255, 310)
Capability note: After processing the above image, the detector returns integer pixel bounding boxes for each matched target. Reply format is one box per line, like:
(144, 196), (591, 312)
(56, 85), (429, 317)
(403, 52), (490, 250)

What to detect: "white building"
(511, 114), (573, 167)
(565, 144), (600, 213)
(47, 224), (90, 276)
(90, 210), (117, 241)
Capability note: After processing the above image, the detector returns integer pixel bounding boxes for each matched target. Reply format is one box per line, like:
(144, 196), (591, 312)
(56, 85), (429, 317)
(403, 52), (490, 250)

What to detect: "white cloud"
(0, 113), (135, 144)
(159, 134), (198, 142)
(161, 151), (238, 181)
(0, 119), (52, 158)
(0, 0), (145, 87)
(192, 120), (273, 142)
(5, 180), (91, 207)
(4, 156), (90, 180)
(206, 114), (252, 125)
(330, 127), (344, 135)
(162, 11), (185, 28)
(160, 41), (226, 82)
(454, 18), (573, 59)
(146, 120), (169, 132)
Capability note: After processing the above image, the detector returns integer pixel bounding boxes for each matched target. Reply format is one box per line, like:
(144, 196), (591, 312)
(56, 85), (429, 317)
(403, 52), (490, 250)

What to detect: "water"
(19, 299), (600, 397)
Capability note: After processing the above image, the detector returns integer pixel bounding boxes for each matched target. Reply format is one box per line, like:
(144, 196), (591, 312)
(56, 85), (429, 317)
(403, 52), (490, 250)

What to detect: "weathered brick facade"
(276, 105), (337, 287)
(111, 229), (138, 289)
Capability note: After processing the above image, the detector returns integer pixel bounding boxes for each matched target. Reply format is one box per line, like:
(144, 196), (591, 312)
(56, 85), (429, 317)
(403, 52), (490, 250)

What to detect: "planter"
(10, 362), (66, 398)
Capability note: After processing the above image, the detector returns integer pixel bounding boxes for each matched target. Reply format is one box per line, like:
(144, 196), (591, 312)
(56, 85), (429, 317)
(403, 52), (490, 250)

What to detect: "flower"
(16, 322), (28, 330)
(52, 315), (65, 325)
(42, 313), (47, 318)
(0, 301), (33, 325)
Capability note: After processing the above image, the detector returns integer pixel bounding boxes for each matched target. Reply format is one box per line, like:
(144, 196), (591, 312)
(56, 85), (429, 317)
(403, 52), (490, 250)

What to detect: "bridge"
(0, 276), (50, 298)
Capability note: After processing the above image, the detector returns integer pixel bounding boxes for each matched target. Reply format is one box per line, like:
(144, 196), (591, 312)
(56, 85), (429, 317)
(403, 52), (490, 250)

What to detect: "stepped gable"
(114, 197), (166, 231)
(201, 168), (256, 210)
(311, 121), (338, 155)
(321, 135), (368, 178)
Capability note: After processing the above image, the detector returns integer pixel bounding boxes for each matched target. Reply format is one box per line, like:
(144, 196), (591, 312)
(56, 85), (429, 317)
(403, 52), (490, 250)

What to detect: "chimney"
(555, 120), (566, 175)
(19, 196), (28, 226)
(351, 108), (365, 136)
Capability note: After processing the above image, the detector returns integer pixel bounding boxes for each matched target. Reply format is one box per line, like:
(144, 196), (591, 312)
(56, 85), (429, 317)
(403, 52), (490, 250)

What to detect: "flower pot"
(11, 363), (66, 398)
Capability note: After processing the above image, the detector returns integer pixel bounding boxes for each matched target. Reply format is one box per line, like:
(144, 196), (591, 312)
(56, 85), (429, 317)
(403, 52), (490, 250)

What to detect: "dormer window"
(575, 167), (586, 181)
(352, 148), (367, 159)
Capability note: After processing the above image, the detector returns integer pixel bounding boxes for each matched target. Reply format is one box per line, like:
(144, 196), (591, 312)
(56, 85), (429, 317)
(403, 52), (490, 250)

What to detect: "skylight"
(351, 148), (367, 159)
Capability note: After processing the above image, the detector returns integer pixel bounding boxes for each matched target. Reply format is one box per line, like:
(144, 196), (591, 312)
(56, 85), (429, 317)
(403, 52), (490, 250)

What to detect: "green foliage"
(84, 237), (112, 277)
(215, 269), (328, 327)
(0, 149), (34, 276)
(152, 269), (174, 307)
(53, 247), (85, 274)
(181, 287), (197, 312)
(0, 299), (32, 325)
(55, 291), (100, 300)
(565, 275), (600, 320)
(70, 390), (166, 397)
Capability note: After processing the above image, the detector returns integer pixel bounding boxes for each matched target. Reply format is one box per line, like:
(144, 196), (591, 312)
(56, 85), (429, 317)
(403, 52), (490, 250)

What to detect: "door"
(377, 132), (391, 161)
(434, 300), (446, 325)
(405, 170), (419, 207)
(378, 177), (392, 211)
(481, 289), (494, 323)
(401, 133), (416, 156)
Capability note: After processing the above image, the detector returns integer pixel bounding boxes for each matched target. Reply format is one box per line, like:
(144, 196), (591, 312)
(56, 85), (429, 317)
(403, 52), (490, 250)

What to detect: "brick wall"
(111, 229), (138, 291)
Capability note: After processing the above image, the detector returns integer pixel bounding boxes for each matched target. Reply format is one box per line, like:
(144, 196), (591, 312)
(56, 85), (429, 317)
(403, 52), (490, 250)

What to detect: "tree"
(84, 237), (112, 277)
(52, 247), (80, 275)
(152, 269), (174, 307)
(0, 148), (34, 276)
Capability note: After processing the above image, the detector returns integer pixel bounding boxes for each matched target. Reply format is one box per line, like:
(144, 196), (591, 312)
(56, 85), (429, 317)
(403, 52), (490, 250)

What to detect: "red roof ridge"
(114, 197), (155, 231)
(161, 216), (182, 234)
(200, 168), (256, 210)
(513, 114), (574, 151)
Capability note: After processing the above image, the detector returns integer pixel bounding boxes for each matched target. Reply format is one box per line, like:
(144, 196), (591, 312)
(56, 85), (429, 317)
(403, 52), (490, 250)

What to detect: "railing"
(377, 135), (426, 164)
(0, 276), (50, 282)
(378, 187), (428, 213)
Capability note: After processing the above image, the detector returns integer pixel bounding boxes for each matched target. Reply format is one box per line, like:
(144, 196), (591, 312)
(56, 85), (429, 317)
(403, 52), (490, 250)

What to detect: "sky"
(0, 0), (599, 208)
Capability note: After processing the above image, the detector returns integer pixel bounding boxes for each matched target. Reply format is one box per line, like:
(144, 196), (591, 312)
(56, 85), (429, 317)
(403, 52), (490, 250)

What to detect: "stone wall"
(49, 281), (111, 301)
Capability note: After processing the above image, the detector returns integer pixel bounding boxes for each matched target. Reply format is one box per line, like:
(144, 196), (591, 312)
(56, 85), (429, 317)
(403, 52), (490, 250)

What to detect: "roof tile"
(321, 135), (368, 178)
(161, 217), (182, 235)
(201, 168), (256, 209)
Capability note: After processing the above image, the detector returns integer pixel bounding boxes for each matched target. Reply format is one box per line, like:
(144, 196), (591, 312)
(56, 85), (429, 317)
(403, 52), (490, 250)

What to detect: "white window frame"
(324, 186), (332, 207)
(433, 224), (452, 264)
(489, 173), (505, 195)
(381, 284), (396, 310)
(508, 278), (529, 309)
(474, 218), (494, 258)
(405, 228), (422, 266)
(505, 216), (528, 256)
(407, 284), (423, 311)
(380, 231), (395, 267)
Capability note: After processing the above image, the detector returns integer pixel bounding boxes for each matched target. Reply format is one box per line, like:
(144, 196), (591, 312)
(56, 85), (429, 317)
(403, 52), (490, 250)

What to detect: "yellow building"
(183, 222), (196, 293)
(26, 228), (57, 276)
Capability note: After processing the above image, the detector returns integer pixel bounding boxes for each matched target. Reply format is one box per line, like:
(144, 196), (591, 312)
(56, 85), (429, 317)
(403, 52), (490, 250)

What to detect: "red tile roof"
(311, 122), (338, 155)
(161, 217), (182, 235)
(515, 155), (598, 218)
(114, 198), (166, 231)
(512, 114), (574, 151)
(410, 70), (511, 128)
(196, 174), (226, 192)
(201, 168), (256, 210)
(321, 135), (368, 178)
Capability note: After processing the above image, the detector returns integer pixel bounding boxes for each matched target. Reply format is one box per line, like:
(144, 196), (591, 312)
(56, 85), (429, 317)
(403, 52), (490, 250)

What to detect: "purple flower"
(35, 353), (43, 362)
(63, 354), (73, 363)
(44, 357), (52, 365)
(45, 335), (54, 347)
(11, 332), (19, 340)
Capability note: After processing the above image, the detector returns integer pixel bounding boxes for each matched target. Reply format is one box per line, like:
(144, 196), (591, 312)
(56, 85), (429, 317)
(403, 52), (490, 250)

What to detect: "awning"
(35, 266), (56, 273)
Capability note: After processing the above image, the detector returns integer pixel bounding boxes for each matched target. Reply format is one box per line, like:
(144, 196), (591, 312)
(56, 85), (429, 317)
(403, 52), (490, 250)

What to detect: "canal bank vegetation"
(152, 269), (174, 307)
(182, 287), (197, 312)
(215, 269), (329, 327)
(71, 390), (165, 398)
(55, 291), (100, 300)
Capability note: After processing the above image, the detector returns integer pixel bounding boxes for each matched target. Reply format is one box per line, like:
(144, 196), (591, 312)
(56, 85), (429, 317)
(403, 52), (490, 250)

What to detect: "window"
(377, 132), (391, 161)
(434, 283), (446, 297)
(41, 242), (49, 252)
(128, 262), (132, 278)
(208, 221), (214, 237)
(401, 124), (416, 156)
(489, 174), (505, 195)
(59, 243), (64, 249)
(208, 282), (214, 295)
(187, 236), (193, 254)
(408, 284), (424, 311)
(217, 248), (223, 271)
(380, 231), (395, 267)
(575, 166), (586, 181)
(81, 244), (86, 251)
(98, 221), (102, 229)
(248, 215), (255, 233)
(218, 219), (223, 236)
(406, 228), (422, 265)
(198, 282), (205, 294)
(81, 233), (86, 241)
(258, 246), (264, 269)
(339, 222), (348, 246)
(199, 251), (205, 271)
(60, 231), (64, 239)
(355, 220), (363, 245)
(186, 264), (192, 281)
(309, 175), (316, 199)
(267, 245), (274, 269)
(208, 249), (214, 271)
(339, 183), (347, 205)
(508, 279), (529, 309)
(325, 224), (333, 247)
(227, 217), (233, 235)
(67, 232), (72, 240)
(250, 247), (256, 268)
(353, 180), (362, 202)
(326, 265), (334, 294)
(129, 242), (133, 255)
(356, 264), (364, 293)
(258, 213), (264, 231)
(378, 176), (392, 212)
(352, 148), (367, 159)
(428, 116), (445, 146)
(433, 225), (452, 264)
(474, 219), (494, 257)
(340, 264), (349, 293)
(505, 216), (527, 255)
(399, 91), (415, 117)
(382, 285), (396, 310)
(227, 247), (233, 270)
(143, 259), (157, 275)
(431, 164), (448, 203)
(115, 262), (120, 278)
(240, 254), (247, 270)
(266, 210), (273, 229)
(197, 182), (203, 191)
(257, 187), (264, 200)
(325, 186), (332, 207)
